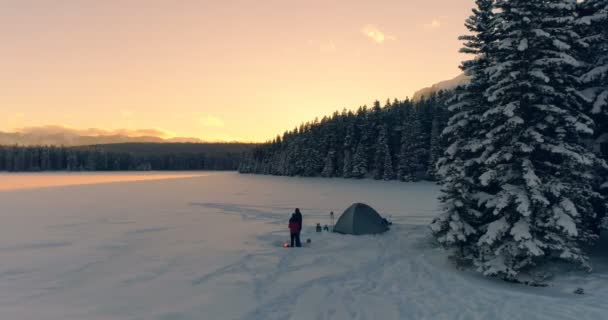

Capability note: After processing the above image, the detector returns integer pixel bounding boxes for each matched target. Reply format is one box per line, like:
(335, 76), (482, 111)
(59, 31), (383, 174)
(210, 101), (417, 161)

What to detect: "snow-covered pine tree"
(578, 0), (608, 121)
(374, 125), (393, 180)
(370, 101), (383, 161)
(410, 107), (429, 181)
(85, 152), (98, 171)
(427, 102), (448, 180)
(397, 104), (414, 181)
(433, 0), (507, 272)
(342, 121), (355, 178)
(374, 125), (385, 179)
(304, 124), (324, 176)
(319, 116), (338, 177)
(381, 132), (395, 181)
(578, 0), (608, 232)
(383, 153), (395, 180)
(303, 149), (321, 176)
(285, 145), (296, 176)
(397, 105), (426, 181)
(351, 107), (371, 179)
(351, 142), (368, 178)
(288, 129), (301, 175)
(41, 147), (51, 171)
(67, 151), (78, 171)
(321, 150), (336, 177)
(433, 0), (606, 279)
(432, 0), (501, 273)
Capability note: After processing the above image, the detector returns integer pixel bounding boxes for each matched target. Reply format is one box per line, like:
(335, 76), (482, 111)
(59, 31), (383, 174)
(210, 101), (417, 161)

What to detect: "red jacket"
(289, 220), (301, 234)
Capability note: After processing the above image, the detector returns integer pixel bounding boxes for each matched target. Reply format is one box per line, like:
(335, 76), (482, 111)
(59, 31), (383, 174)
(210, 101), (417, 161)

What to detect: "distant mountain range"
(411, 73), (470, 101)
(0, 126), (206, 146)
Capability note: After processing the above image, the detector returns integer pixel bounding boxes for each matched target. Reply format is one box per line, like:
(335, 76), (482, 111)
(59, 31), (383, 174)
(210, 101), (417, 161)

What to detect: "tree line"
(239, 92), (452, 181)
(0, 143), (251, 171)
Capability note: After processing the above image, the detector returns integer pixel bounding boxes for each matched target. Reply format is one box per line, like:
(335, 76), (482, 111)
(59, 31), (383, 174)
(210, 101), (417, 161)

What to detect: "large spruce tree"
(433, 0), (605, 278)
(351, 142), (368, 178)
(579, 0), (608, 121)
(374, 125), (394, 180)
(578, 0), (608, 229)
(431, 0), (497, 272)
(397, 105), (413, 181)
(342, 121), (355, 178)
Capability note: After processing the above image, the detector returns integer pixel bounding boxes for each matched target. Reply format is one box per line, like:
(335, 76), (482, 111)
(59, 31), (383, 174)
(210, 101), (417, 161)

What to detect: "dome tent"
(333, 203), (389, 235)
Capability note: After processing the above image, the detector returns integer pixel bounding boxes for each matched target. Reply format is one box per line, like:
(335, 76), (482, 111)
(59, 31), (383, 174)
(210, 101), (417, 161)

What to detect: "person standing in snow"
(292, 208), (303, 247)
(288, 214), (301, 248)
(294, 208), (303, 229)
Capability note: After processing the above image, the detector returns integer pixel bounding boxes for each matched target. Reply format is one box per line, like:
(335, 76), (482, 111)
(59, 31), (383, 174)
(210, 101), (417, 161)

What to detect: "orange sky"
(1, 0), (473, 142)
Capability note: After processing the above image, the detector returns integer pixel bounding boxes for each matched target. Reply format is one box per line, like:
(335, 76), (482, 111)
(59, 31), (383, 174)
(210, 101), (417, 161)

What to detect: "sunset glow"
(1, 0), (474, 142)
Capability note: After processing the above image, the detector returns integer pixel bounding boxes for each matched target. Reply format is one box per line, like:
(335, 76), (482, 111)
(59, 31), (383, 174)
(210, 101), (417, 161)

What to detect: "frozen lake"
(0, 172), (606, 320)
(0, 172), (208, 191)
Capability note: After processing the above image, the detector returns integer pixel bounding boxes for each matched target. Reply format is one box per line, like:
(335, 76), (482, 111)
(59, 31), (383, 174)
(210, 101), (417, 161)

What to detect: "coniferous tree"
(373, 125), (388, 179)
(321, 150), (336, 177)
(433, 0), (605, 279)
(410, 108), (429, 181)
(342, 121), (355, 178)
(66, 151), (78, 171)
(41, 147), (51, 171)
(397, 104), (413, 181)
(380, 127), (395, 180)
(398, 105), (424, 181)
(578, 0), (608, 232)
(351, 142), (368, 178)
(355, 106), (373, 175)
(579, 0), (608, 123)
(432, 0), (498, 274)
(369, 101), (384, 173)
(427, 104), (448, 180)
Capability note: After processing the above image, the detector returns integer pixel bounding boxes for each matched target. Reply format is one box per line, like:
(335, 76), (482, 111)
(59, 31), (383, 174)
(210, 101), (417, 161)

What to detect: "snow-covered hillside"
(0, 172), (606, 320)
(411, 73), (470, 101)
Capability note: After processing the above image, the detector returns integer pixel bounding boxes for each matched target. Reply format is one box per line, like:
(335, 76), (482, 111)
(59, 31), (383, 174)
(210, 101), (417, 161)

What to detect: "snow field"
(0, 172), (606, 319)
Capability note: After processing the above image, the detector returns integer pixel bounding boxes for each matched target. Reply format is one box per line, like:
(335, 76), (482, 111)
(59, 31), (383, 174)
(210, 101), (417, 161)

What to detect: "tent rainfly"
(333, 203), (389, 235)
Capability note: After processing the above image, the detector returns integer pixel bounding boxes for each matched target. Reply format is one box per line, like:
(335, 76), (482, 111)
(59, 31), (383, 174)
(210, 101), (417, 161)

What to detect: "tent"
(333, 203), (389, 235)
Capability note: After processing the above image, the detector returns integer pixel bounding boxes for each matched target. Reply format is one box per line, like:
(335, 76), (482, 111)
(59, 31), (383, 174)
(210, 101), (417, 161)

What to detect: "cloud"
(200, 116), (225, 128)
(425, 19), (442, 29)
(361, 24), (396, 44)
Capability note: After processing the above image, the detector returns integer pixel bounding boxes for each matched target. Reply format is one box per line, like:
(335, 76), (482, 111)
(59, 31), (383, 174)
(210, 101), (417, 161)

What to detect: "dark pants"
(290, 232), (301, 247)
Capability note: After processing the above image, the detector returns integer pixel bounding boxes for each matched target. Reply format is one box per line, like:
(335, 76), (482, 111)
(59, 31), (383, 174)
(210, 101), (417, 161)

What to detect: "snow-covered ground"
(0, 172), (607, 320)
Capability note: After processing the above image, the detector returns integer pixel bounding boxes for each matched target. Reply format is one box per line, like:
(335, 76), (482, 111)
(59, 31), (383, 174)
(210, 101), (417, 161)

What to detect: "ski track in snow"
(0, 172), (607, 320)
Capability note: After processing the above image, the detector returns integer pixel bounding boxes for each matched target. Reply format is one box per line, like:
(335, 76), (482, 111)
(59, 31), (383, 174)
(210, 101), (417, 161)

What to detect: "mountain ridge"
(0, 126), (217, 146)
(411, 73), (470, 101)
